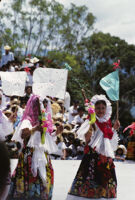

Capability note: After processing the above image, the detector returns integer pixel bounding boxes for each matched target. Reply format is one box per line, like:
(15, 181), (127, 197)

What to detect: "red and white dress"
(67, 95), (119, 199)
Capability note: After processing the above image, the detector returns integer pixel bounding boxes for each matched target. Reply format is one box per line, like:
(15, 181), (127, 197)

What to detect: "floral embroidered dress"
(67, 95), (119, 200)
(8, 95), (58, 200)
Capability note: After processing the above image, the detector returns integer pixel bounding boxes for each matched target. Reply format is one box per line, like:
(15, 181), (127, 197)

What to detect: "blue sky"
(57, 0), (135, 45)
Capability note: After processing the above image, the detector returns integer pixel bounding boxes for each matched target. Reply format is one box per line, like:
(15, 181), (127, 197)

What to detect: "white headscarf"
(91, 94), (112, 123)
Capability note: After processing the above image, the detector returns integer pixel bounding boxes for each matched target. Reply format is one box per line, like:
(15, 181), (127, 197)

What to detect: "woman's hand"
(21, 128), (31, 139)
(113, 120), (120, 130)
(34, 125), (43, 133)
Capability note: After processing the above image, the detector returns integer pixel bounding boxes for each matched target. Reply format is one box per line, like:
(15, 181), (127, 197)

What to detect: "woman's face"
(95, 103), (106, 118)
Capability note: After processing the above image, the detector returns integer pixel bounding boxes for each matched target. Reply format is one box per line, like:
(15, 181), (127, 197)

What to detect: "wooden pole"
(81, 89), (87, 101)
(116, 101), (119, 120)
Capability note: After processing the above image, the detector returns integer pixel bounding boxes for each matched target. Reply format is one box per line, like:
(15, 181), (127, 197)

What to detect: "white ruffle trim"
(76, 119), (90, 141)
(12, 119), (32, 145)
(77, 120), (119, 158)
(31, 147), (47, 186)
(27, 131), (58, 154)
(12, 119), (58, 185)
(91, 94), (112, 122)
(66, 194), (117, 200)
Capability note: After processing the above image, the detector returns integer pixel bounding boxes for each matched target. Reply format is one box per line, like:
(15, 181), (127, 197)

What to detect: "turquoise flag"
(64, 63), (72, 71)
(99, 70), (119, 101)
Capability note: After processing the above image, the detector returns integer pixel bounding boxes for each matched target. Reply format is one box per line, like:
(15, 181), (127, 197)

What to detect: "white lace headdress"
(91, 94), (112, 122)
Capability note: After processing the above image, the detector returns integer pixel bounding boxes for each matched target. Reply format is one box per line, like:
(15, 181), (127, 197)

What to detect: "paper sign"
(33, 68), (68, 99)
(0, 72), (27, 96)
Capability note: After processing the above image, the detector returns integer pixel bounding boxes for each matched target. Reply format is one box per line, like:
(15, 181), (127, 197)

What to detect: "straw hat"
(64, 124), (72, 131)
(4, 45), (11, 50)
(51, 103), (61, 115)
(57, 99), (64, 104)
(11, 98), (20, 105)
(30, 57), (39, 64)
(10, 104), (19, 112)
(4, 109), (12, 115)
(63, 129), (70, 134)
(54, 121), (62, 126)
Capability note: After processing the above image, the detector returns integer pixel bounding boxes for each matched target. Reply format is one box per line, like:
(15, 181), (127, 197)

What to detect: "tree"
(0, 0), (95, 57)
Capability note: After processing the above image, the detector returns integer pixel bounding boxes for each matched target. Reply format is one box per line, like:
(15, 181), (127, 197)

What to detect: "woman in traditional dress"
(8, 94), (62, 200)
(67, 94), (120, 199)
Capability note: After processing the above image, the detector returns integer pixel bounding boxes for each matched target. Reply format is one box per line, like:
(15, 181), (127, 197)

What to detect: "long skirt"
(67, 146), (117, 199)
(8, 147), (54, 200)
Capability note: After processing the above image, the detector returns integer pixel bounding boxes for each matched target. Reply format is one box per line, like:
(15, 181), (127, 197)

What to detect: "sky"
(57, 0), (135, 45)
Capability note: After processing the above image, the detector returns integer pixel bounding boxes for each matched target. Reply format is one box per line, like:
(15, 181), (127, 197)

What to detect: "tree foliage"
(0, 0), (135, 127)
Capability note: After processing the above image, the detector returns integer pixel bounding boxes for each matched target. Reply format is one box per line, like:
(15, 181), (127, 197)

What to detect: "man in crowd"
(0, 45), (14, 68)
(68, 100), (79, 124)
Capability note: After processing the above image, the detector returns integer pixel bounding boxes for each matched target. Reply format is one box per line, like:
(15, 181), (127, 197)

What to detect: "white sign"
(33, 68), (68, 99)
(0, 72), (27, 96)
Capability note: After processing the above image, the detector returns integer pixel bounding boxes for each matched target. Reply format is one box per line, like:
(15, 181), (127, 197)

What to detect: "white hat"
(30, 57), (39, 64)
(4, 45), (11, 50)
(117, 145), (127, 155)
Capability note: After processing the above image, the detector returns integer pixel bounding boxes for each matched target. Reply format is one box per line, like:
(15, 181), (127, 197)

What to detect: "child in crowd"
(115, 145), (127, 161)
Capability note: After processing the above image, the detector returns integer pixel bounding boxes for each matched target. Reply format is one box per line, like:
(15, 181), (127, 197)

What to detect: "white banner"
(33, 68), (68, 99)
(0, 72), (27, 96)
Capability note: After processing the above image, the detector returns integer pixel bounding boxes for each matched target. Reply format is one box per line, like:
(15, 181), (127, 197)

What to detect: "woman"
(67, 94), (120, 199)
(8, 95), (62, 200)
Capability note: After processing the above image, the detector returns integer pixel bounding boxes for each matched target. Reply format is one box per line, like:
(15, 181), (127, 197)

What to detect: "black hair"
(77, 106), (85, 112)
(0, 141), (10, 195)
(116, 148), (124, 156)
(73, 100), (79, 104)
(43, 99), (48, 104)
(95, 100), (107, 107)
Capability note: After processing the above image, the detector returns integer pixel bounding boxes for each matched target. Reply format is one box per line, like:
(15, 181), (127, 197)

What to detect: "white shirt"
(0, 112), (13, 141)
(58, 141), (67, 150)
(77, 119), (119, 158)
(0, 52), (14, 67)
(56, 142), (67, 157)
(68, 106), (78, 123)
(26, 74), (33, 86)
(72, 114), (84, 125)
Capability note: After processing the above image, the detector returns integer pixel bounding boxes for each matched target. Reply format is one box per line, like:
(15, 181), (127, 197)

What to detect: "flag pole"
(81, 89), (87, 101)
(116, 101), (119, 120)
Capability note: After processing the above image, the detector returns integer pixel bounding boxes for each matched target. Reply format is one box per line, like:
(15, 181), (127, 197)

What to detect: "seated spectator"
(65, 148), (73, 160)
(72, 106), (85, 127)
(68, 100), (79, 124)
(115, 145), (127, 162)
